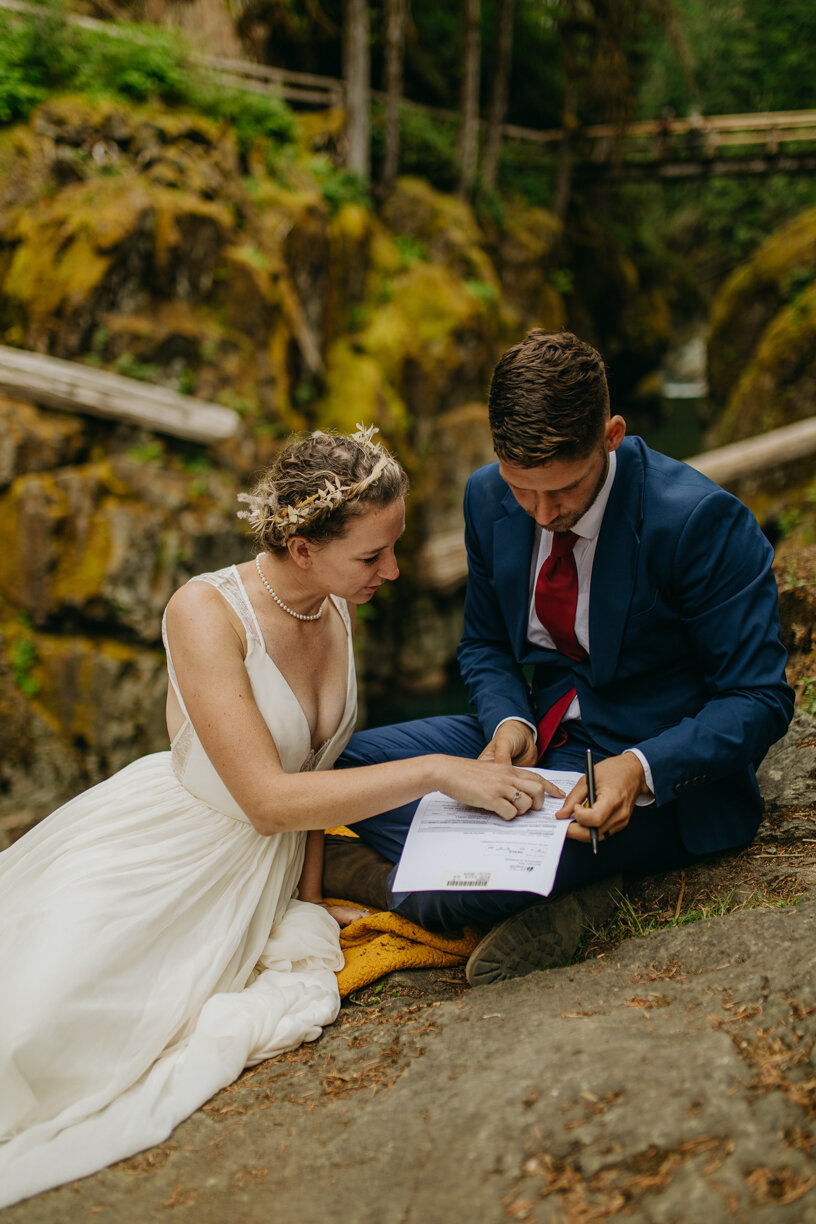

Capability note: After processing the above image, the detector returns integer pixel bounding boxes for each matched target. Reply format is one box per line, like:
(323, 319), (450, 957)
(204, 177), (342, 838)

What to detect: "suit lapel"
(588, 439), (644, 686)
(493, 486), (535, 659)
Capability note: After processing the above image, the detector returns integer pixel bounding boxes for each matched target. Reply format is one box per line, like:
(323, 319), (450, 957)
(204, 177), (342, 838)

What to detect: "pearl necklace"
(255, 554), (325, 621)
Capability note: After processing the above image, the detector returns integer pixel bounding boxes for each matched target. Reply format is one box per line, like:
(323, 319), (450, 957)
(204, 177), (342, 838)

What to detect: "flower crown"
(237, 423), (393, 543)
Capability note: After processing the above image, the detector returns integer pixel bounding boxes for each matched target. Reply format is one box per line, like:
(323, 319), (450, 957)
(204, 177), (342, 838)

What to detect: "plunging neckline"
(232, 565), (353, 757)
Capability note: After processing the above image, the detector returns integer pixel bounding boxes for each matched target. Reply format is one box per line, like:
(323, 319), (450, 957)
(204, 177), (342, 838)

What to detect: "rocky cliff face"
(0, 96), (570, 832)
(707, 207), (816, 446)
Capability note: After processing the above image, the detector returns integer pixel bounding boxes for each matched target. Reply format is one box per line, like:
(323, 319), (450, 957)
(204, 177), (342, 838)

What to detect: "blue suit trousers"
(337, 715), (709, 933)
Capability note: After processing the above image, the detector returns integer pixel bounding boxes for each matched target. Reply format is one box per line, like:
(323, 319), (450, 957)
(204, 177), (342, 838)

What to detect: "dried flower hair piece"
(237, 424), (396, 544)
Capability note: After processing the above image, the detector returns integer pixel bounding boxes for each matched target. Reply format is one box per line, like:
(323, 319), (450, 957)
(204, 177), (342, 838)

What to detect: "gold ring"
(512, 789), (522, 803)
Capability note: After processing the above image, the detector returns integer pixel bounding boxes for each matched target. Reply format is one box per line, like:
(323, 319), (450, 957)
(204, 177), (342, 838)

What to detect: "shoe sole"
(465, 875), (622, 987)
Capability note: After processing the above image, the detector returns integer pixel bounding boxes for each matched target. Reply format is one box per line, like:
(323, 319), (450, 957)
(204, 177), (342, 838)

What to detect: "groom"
(331, 329), (793, 983)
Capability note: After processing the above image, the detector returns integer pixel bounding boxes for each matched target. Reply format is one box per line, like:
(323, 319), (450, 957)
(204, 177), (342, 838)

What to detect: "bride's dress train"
(0, 567), (356, 1208)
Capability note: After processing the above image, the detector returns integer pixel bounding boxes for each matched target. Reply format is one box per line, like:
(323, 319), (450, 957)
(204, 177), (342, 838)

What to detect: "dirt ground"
(3, 714), (815, 1223)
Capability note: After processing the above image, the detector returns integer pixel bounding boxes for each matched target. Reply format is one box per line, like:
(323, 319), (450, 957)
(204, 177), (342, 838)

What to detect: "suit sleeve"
(457, 475), (535, 742)
(631, 489), (793, 806)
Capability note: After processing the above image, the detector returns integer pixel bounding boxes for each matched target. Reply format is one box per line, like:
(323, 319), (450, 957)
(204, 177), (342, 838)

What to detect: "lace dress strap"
(162, 567), (263, 719)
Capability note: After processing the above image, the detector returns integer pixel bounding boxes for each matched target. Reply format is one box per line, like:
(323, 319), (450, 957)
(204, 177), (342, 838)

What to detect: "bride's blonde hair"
(238, 425), (408, 554)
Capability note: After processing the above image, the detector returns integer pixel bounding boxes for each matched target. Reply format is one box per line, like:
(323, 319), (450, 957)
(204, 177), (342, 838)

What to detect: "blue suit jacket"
(457, 437), (794, 854)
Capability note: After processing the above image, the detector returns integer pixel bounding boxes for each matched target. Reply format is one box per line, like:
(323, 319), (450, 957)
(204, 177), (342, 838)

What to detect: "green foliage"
(217, 389), (257, 417)
(0, 11), (59, 122)
(9, 615), (40, 697)
(549, 268), (574, 296)
(177, 367), (196, 396)
(0, 7), (294, 163)
(127, 439), (165, 464)
(201, 87), (294, 157)
(776, 507), (803, 539)
(394, 234), (428, 266)
(580, 885), (803, 961)
(73, 28), (188, 104)
(799, 677), (816, 718)
(463, 278), (498, 305)
(309, 157), (369, 214)
(638, 0), (816, 117)
(784, 267), (816, 304)
(391, 107), (459, 193)
(114, 353), (159, 383)
(178, 452), (213, 475)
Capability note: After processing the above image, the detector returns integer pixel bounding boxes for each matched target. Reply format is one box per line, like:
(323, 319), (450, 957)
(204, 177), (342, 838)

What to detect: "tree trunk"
(554, 74), (576, 219)
(458, 0), (481, 200)
(482, 0), (514, 191)
(344, 0), (371, 180)
(380, 0), (408, 193)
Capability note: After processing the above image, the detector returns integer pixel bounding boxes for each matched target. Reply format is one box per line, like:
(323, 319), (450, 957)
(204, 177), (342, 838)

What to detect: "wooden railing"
(3, 0), (816, 177)
(0, 345), (240, 444)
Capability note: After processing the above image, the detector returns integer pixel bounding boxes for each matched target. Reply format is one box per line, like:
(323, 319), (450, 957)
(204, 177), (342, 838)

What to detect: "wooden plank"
(0, 345), (240, 444)
(190, 53), (344, 93)
(594, 154), (816, 180)
(686, 417), (816, 487)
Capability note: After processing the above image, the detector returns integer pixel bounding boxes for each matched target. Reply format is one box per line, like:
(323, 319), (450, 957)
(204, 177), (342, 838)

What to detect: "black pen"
(585, 748), (599, 855)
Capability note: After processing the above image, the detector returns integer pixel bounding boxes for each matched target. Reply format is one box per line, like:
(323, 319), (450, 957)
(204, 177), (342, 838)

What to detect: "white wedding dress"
(0, 566), (356, 1209)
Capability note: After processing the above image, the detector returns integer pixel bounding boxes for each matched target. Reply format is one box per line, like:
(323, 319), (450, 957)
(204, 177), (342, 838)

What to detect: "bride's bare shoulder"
(165, 576), (244, 646)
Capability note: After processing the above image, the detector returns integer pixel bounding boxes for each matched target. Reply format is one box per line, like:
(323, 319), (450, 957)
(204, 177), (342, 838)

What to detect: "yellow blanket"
(324, 826), (480, 996)
(333, 905), (480, 997)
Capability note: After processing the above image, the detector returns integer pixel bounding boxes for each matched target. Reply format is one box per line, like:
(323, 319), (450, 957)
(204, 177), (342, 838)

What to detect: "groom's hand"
(557, 752), (647, 842)
(479, 720), (539, 767)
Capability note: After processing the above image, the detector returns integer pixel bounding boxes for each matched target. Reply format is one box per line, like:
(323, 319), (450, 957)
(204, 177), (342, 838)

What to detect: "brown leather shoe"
(322, 835), (394, 912)
(465, 875), (623, 986)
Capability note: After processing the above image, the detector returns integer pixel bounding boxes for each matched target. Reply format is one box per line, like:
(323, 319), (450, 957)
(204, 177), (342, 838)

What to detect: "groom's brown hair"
(488, 330), (610, 467)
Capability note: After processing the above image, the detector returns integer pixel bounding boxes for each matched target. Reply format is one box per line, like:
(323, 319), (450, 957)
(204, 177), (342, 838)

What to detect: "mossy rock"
(324, 202), (375, 343)
(0, 602), (168, 841)
(486, 201), (564, 330)
(253, 176), (330, 285)
(0, 396), (87, 490)
(214, 242), (275, 340)
(0, 170), (235, 354)
(381, 176), (499, 289)
(151, 186), (234, 300)
(0, 456), (238, 641)
(0, 173), (157, 352)
(0, 123), (54, 212)
(773, 544), (816, 700)
(716, 281), (816, 444)
(318, 260), (502, 443)
(33, 96), (227, 161)
(707, 207), (816, 407)
(316, 340), (407, 436)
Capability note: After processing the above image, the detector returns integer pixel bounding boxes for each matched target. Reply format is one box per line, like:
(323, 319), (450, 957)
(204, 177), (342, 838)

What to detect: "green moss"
(6, 613), (41, 697)
(708, 207), (816, 404)
(317, 341), (407, 435)
(718, 281), (816, 443)
(0, 173), (156, 338)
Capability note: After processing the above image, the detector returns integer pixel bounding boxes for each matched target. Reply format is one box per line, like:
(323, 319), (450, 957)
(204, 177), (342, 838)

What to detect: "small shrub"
(203, 87), (294, 157)
(10, 620), (41, 698)
(309, 157), (370, 214)
(464, 278), (498, 305)
(394, 234), (428, 265)
(75, 30), (188, 104)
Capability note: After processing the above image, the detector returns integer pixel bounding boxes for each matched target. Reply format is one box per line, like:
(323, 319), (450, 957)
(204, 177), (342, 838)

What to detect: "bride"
(0, 425), (546, 1207)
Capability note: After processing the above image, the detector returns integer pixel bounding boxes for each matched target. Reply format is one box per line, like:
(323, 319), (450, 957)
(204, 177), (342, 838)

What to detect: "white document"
(392, 768), (581, 897)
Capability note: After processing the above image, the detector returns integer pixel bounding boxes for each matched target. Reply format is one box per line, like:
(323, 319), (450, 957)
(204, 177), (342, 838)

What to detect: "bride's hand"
(433, 756), (560, 821)
(321, 902), (371, 927)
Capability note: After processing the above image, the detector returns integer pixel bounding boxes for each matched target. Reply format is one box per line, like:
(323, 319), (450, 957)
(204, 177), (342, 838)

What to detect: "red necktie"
(533, 531), (587, 662)
(533, 531), (587, 755)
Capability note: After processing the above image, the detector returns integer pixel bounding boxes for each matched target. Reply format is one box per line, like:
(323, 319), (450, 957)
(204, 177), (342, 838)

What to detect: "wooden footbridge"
(3, 0), (816, 180)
